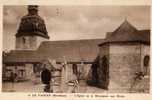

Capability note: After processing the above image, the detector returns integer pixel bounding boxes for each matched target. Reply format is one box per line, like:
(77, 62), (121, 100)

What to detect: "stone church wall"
(141, 44), (150, 74)
(16, 35), (48, 50)
(135, 44), (150, 93)
(16, 36), (37, 50)
(108, 43), (141, 92)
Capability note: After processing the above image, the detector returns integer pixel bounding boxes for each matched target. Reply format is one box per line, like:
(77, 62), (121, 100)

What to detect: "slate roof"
(16, 6), (49, 39)
(3, 39), (104, 63)
(99, 20), (150, 46)
(4, 20), (150, 64)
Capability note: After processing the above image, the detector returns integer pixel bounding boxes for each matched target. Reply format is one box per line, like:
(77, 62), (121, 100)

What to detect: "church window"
(143, 55), (150, 75)
(33, 64), (41, 73)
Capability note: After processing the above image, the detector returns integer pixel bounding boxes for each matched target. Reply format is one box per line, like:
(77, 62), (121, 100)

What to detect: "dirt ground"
(2, 76), (149, 93)
(2, 80), (107, 93)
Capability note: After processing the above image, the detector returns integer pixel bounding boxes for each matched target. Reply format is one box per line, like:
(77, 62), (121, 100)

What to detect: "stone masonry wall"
(131, 44), (150, 93)
(141, 44), (150, 74)
(16, 36), (36, 50)
(108, 43), (141, 92)
(16, 35), (48, 50)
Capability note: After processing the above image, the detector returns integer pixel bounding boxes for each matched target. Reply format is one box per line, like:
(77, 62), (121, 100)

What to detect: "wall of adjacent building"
(2, 64), (27, 81)
(25, 64), (34, 80)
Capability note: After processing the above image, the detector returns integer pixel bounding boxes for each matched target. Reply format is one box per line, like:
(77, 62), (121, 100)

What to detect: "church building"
(3, 5), (150, 93)
(88, 20), (150, 92)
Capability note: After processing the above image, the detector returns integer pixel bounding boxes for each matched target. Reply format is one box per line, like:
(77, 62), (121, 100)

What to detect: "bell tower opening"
(28, 5), (38, 15)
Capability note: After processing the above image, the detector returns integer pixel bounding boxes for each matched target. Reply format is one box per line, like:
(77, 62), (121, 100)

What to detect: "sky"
(3, 6), (150, 51)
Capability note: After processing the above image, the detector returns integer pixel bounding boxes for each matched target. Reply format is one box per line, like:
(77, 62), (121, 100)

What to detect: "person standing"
(10, 72), (17, 91)
(41, 65), (52, 92)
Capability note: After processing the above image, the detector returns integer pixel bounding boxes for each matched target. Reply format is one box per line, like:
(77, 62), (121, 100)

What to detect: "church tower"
(15, 5), (50, 50)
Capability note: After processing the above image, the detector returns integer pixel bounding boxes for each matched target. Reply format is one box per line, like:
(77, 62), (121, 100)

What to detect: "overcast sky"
(3, 6), (150, 51)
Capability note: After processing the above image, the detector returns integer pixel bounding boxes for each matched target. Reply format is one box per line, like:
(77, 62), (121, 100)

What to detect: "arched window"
(143, 55), (150, 75)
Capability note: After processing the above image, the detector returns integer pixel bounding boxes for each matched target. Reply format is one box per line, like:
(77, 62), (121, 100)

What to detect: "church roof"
(16, 6), (49, 39)
(4, 19), (150, 64)
(3, 39), (104, 63)
(99, 20), (150, 46)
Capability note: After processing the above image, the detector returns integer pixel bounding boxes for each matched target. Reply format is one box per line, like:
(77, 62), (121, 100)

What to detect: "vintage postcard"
(0, 0), (151, 100)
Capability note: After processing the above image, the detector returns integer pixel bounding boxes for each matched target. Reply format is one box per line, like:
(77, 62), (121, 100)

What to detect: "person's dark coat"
(41, 68), (51, 84)
(10, 72), (17, 82)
